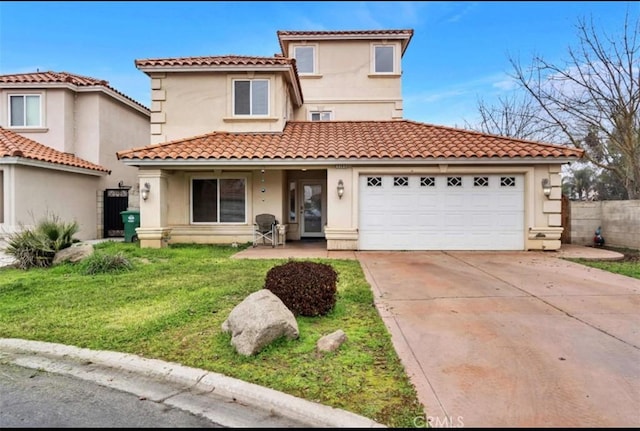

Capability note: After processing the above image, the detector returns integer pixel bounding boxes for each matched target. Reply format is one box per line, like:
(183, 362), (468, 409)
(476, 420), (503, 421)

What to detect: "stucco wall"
(4, 165), (102, 241)
(570, 200), (640, 249)
(149, 72), (288, 144)
(95, 94), (149, 196)
(291, 39), (403, 121)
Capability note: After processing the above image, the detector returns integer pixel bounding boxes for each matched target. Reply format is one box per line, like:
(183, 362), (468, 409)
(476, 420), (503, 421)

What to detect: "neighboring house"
(117, 29), (584, 251)
(0, 71), (150, 240)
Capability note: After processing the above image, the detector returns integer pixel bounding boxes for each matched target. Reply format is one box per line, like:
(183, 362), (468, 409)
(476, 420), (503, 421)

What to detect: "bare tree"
(509, 11), (640, 199)
(467, 92), (557, 142)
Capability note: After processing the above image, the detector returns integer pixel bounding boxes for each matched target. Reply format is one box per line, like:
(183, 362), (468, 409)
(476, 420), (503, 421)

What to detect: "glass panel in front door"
(302, 183), (323, 236)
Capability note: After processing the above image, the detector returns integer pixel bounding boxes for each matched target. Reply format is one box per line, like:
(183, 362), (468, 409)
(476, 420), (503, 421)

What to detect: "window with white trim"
(500, 177), (516, 187)
(474, 177), (489, 187)
(394, 176), (409, 187)
(367, 177), (382, 187)
(9, 94), (41, 127)
(373, 45), (395, 73)
(191, 178), (246, 223)
(420, 177), (435, 187)
(233, 79), (268, 116)
(447, 177), (463, 187)
(293, 45), (315, 74)
(310, 111), (332, 121)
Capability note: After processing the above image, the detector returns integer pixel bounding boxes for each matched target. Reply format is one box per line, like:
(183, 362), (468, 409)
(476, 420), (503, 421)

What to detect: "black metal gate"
(104, 189), (129, 238)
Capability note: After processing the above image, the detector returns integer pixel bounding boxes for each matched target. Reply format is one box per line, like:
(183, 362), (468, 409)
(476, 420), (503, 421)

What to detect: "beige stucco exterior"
(290, 40), (404, 120)
(125, 30), (575, 251)
(132, 162), (565, 251)
(148, 72), (291, 144)
(0, 83), (150, 240)
(0, 164), (101, 240)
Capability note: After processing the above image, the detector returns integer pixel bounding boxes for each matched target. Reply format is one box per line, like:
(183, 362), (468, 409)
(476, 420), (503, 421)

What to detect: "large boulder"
(222, 289), (299, 356)
(52, 243), (95, 265)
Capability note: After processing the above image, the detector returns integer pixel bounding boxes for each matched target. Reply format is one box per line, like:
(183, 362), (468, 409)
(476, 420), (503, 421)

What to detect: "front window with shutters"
(9, 94), (41, 127)
(233, 79), (269, 116)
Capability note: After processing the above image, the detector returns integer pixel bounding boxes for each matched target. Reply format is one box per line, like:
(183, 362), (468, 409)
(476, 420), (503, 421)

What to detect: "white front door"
(300, 181), (324, 237)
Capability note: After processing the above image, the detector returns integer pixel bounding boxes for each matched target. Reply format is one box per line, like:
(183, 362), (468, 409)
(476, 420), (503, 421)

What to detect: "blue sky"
(0, 1), (636, 128)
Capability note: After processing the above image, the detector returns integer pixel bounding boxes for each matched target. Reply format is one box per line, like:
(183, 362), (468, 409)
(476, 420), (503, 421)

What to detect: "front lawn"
(568, 246), (640, 279)
(0, 241), (424, 427)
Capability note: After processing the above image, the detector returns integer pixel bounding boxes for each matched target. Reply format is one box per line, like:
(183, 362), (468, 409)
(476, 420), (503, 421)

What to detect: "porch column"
(136, 169), (172, 248)
(325, 166), (358, 250)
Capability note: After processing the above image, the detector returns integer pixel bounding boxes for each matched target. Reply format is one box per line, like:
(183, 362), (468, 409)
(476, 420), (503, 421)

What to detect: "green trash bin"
(120, 210), (140, 243)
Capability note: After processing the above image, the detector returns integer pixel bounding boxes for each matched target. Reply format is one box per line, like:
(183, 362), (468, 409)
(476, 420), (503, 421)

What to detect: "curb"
(0, 338), (385, 428)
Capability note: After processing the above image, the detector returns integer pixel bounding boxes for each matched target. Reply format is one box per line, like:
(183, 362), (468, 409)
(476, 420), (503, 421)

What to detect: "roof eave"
(136, 64), (292, 74)
(137, 64), (303, 107)
(1, 157), (110, 176)
(119, 155), (582, 168)
(278, 31), (414, 56)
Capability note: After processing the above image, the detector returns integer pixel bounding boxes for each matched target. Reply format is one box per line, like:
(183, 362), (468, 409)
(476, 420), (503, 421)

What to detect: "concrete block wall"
(570, 200), (640, 249)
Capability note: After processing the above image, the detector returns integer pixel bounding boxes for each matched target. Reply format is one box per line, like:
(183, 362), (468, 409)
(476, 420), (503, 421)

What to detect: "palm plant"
(5, 213), (80, 269)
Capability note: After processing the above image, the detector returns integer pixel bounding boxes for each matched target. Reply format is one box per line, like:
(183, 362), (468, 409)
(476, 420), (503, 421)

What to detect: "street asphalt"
(0, 338), (384, 428)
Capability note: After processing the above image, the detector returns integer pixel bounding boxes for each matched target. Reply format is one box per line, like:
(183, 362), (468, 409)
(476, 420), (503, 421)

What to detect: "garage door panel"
(359, 174), (524, 250)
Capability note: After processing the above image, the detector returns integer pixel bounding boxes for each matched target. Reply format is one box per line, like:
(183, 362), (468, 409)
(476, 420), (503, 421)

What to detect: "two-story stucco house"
(117, 29), (583, 251)
(0, 71), (150, 240)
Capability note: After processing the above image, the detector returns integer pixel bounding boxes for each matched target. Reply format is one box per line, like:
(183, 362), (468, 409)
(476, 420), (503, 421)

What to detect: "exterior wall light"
(337, 179), (345, 199)
(141, 182), (151, 201)
(541, 178), (552, 198)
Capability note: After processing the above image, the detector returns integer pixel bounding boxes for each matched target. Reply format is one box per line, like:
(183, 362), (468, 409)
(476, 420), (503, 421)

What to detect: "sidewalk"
(554, 243), (625, 260)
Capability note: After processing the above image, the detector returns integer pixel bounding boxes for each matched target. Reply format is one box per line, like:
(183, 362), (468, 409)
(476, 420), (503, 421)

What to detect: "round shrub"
(264, 260), (338, 317)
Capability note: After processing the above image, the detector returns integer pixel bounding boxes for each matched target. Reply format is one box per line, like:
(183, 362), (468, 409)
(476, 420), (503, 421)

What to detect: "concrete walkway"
(232, 241), (625, 261)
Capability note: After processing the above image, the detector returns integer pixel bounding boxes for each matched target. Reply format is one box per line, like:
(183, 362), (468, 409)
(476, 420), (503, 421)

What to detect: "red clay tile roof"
(117, 120), (584, 163)
(277, 29), (414, 55)
(0, 71), (148, 111)
(0, 127), (110, 173)
(135, 55), (303, 106)
(135, 55), (296, 68)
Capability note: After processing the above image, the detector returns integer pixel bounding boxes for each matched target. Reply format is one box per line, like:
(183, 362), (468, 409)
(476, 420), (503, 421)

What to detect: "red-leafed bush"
(264, 260), (338, 317)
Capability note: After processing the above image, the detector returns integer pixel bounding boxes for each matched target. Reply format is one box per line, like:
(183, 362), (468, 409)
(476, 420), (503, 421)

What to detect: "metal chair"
(253, 213), (277, 247)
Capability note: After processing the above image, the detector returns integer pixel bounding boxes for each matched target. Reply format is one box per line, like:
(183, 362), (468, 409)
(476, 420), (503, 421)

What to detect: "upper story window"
(9, 94), (41, 127)
(373, 45), (395, 74)
(293, 45), (315, 74)
(310, 111), (332, 121)
(233, 79), (268, 116)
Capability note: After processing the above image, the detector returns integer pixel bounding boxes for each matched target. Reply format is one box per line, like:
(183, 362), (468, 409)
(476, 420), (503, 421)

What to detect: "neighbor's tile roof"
(0, 71), (148, 111)
(135, 55), (296, 68)
(117, 120), (584, 162)
(0, 127), (110, 173)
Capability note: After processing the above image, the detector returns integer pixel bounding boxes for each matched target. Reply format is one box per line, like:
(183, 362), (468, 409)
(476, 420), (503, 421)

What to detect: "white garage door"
(359, 174), (524, 250)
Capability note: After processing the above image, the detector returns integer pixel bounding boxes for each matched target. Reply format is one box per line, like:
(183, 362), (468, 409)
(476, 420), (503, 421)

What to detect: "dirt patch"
(602, 246), (640, 262)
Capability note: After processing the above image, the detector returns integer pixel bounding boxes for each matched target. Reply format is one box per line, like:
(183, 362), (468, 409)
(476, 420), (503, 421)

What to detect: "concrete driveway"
(357, 251), (640, 428)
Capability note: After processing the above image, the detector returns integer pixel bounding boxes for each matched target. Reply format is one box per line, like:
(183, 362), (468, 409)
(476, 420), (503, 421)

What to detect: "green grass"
(567, 246), (640, 280)
(0, 241), (425, 427)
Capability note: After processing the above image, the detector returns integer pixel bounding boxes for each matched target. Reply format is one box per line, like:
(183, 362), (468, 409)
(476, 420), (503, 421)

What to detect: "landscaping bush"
(264, 260), (338, 316)
(5, 213), (80, 269)
(80, 251), (132, 275)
